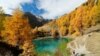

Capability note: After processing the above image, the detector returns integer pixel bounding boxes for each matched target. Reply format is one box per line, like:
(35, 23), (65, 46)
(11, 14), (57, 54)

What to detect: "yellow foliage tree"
(0, 7), (5, 31)
(1, 9), (32, 46)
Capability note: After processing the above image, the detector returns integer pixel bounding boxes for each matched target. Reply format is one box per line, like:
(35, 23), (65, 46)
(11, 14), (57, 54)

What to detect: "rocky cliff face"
(67, 24), (100, 56)
(86, 32), (100, 56)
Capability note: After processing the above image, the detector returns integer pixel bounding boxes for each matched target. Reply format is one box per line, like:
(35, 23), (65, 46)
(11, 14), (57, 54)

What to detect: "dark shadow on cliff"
(0, 41), (23, 56)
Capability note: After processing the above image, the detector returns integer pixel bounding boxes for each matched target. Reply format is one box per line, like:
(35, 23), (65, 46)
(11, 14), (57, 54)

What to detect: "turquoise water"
(33, 37), (71, 55)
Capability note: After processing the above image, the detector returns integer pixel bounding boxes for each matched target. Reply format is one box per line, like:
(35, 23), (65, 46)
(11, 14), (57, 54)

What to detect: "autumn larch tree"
(0, 7), (5, 32)
(1, 9), (32, 46)
(0, 7), (6, 40)
(1, 9), (36, 56)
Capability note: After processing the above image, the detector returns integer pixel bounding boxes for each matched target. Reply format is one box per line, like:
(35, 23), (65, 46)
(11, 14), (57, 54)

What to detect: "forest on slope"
(43, 0), (100, 37)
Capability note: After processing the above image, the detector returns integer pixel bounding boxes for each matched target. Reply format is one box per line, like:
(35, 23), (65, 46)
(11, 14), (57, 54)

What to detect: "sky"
(0, 0), (87, 19)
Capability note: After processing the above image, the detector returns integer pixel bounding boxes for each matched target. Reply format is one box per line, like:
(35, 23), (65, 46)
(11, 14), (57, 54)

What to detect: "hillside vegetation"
(45, 0), (100, 36)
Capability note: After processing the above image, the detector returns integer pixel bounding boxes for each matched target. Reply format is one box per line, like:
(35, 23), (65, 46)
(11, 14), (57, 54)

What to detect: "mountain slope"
(44, 0), (100, 36)
(24, 12), (50, 28)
